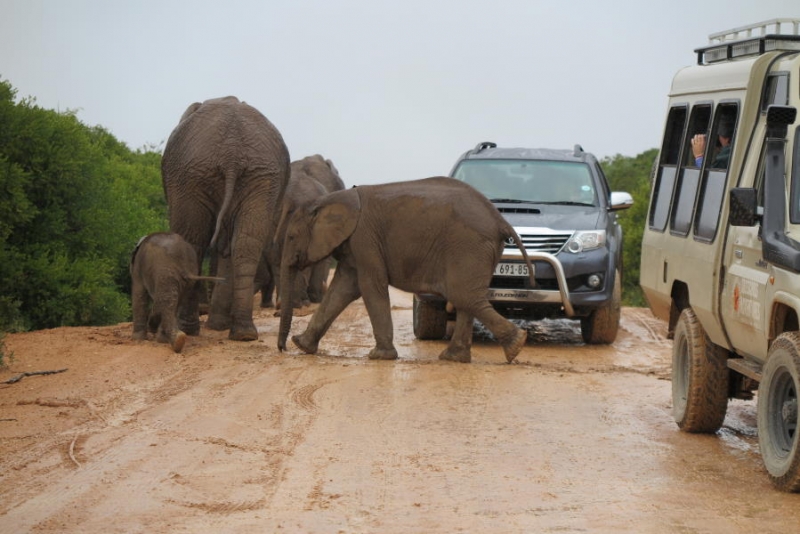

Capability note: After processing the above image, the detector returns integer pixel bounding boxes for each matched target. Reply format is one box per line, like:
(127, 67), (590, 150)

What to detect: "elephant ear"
(307, 190), (360, 264)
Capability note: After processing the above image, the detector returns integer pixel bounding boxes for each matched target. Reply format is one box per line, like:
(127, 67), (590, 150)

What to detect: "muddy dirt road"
(2, 288), (799, 533)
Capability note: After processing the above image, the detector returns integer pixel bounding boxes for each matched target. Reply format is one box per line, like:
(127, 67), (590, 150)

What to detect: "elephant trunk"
(277, 260), (297, 351)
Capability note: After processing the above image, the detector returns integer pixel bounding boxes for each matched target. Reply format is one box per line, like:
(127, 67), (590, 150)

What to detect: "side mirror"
(609, 191), (633, 211)
(729, 188), (758, 227)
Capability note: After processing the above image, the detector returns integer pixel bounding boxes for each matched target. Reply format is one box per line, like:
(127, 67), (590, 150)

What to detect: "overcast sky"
(1, 1), (797, 185)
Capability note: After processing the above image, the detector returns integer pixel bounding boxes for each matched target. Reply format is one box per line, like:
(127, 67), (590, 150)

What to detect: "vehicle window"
(670, 104), (711, 236)
(670, 169), (701, 235)
(453, 160), (598, 206)
(694, 103), (739, 242)
(595, 163), (611, 202)
(649, 105), (687, 231)
(685, 104), (712, 168)
(790, 126), (800, 224)
(762, 73), (789, 112)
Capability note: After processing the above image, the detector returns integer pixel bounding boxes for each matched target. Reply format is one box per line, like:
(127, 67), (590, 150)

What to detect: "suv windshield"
(453, 159), (598, 206)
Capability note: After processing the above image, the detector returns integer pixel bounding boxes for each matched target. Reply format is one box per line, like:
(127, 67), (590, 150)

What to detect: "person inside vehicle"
(690, 119), (734, 169)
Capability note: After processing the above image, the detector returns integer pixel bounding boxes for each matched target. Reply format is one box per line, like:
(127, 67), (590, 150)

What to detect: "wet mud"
(1, 288), (798, 533)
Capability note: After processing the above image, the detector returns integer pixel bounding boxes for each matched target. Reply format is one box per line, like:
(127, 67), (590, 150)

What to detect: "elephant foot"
(205, 314), (232, 331)
(292, 333), (319, 354)
(132, 330), (147, 341)
(179, 319), (201, 336)
(260, 298), (275, 309)
(229, 323), (258, 342)
(368, 347), (399, 360)
(172, 331), (187, 353)
(156, 330), (170, 344)
(502, 328), (527, 363)
(439, 345), (471, 363)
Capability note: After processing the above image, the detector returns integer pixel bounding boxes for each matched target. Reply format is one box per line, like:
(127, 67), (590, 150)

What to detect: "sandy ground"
(2, 287), (799, 533)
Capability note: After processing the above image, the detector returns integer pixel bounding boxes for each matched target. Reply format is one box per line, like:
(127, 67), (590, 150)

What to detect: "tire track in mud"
(159, 371), (334, 517)
(0, 354), (211, 527)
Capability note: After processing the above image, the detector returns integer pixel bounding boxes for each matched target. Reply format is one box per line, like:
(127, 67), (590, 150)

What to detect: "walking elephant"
(257, 154), (346, 308)
(130, 232), (224, 353)
(161, 96), (290, 341)
(277, 177), (536, 363)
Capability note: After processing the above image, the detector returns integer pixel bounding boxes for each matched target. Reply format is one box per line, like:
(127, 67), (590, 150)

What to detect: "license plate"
(494, 262), (530, 277)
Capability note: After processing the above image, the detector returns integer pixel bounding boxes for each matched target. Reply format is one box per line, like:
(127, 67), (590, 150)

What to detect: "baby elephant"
(278, 177), (537, 363)
(130, 232), (224, 353)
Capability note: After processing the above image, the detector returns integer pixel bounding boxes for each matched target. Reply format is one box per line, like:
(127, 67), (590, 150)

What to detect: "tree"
(601, 149), (658, 307)
(0, 79), (167, 331)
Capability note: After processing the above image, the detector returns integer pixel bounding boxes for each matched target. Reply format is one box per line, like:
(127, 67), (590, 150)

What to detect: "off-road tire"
(580, 269), (621, 344)
(672, 307), (729, 433)
(758, 332), (800, 492)
(413, 295), (448, 340)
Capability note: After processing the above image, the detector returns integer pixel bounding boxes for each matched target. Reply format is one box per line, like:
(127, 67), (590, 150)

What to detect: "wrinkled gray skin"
(257, 155), (345, 308)
(162, 96), (290, 341)
(277, 177), (535, 363)
(130, 232), (224, 353)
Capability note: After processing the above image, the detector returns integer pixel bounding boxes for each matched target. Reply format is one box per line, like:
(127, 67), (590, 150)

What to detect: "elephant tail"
(209, 168), (237, 251)
(503, 224), (537, 289)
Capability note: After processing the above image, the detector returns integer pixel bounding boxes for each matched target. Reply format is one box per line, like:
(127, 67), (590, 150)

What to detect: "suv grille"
(506, 232), (572, 254)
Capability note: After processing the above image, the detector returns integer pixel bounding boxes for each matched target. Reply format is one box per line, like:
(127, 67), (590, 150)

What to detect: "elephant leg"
(131, 279), (149, 340)
(148, 312), (160, 334)
(471, 301), (526, 363)
(229, 236), (261, 341)
(293, 263), (361, 354)
(260, 278), (275, 308)
(360, 279), (398, 360)
(254, 252), (275, 308)
(207, 256), (233, 331)
(173, 241), (207, 337)
(177, 281), (201, 336)
(153, 280), (184, 350)
(294, 267), (312, 308)
(440, 309), (474, 363)
(307, 260), (329, 303)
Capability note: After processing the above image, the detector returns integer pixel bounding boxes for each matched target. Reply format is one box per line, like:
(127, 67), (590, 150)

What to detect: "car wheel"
(671, 307), (729, 433)
(413, 295), (447, 340)
(758, 332), (800, 492)
(580, 269), (621, 344)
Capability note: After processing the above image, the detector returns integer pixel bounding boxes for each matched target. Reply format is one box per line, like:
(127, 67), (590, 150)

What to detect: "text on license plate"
(494, 262), (530, 277)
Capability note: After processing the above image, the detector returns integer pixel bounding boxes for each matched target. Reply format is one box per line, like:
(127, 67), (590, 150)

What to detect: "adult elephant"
(162, 96), (290, 341)
(277, 177), (536, 363)
(256, 154), (345, 308)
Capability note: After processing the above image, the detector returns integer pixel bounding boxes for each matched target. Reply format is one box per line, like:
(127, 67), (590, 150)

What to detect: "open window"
(670, 104), (711, 236)
(694, 102), (739, 242)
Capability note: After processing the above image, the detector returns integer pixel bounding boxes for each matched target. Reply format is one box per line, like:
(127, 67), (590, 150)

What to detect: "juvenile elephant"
(257, 154), (346, 308)
(130, 233), (224, 353)
(277, 177), (536, 363)
(162, 96), (290, 341)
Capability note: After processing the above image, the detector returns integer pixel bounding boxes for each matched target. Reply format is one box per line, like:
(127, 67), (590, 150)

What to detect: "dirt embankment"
(2, 290), (799, 533)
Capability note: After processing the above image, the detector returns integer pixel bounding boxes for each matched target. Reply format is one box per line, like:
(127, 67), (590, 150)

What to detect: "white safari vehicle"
(640, 19), (800, 491)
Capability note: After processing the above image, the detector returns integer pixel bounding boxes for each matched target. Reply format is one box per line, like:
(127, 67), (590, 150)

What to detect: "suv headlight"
(565, 230), (606, 253)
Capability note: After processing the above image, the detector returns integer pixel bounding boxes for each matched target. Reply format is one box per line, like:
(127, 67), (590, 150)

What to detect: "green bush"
(0, 79), (167, 331)
(601, 149), (658, 307)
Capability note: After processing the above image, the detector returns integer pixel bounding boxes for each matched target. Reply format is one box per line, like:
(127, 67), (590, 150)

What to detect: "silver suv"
(413, 142), (632, 344)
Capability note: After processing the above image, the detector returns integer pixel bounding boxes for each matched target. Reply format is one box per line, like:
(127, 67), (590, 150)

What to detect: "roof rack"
(695, 18), (800, 65)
